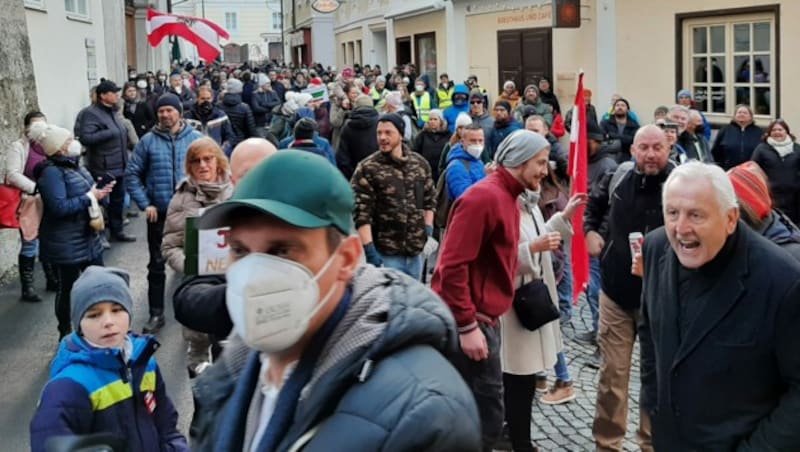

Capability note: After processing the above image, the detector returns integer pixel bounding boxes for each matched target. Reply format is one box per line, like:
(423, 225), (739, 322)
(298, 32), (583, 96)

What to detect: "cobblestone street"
(531, 295), (642, 451)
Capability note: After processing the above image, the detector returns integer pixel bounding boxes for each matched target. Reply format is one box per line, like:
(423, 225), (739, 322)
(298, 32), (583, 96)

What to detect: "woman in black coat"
(122, 82), (156, 138)
(751, 118), (800, 224)
(29, 124), (112, 339)
(412, 109), (451, 182)
(711, 104), (763, 170)
(336, 98), (379, 180)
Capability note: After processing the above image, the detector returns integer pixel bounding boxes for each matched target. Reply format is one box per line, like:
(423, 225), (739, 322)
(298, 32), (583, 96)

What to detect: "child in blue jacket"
(30, 266), (188, 452)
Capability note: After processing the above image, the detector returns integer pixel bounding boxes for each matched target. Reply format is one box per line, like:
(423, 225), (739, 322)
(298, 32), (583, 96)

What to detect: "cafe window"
(683, 11), (776, 119)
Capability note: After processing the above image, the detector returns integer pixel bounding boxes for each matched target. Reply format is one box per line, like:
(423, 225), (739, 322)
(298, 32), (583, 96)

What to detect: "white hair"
(663, 161), (738, 215)
(688, 109), (703, 121)
(385, 91), (403, 107)
(669, 104), (690, 116)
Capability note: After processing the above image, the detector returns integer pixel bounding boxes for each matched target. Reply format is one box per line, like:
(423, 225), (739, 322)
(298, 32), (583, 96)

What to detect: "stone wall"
(0, 0), (39, 281)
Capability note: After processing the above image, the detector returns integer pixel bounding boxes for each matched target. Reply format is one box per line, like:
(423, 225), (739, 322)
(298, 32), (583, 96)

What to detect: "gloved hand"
(363, 243), (383, 267)
(423, 236), (439, 258)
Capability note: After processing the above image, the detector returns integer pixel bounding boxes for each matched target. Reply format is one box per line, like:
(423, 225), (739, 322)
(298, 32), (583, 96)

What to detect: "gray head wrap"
(494, 130), (551, 168)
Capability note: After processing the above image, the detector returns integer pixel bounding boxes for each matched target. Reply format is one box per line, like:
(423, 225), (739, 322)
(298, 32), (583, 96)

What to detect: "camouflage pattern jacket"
(352, 146), (436, 257)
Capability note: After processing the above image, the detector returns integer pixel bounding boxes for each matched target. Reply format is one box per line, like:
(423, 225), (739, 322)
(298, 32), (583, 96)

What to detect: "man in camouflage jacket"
(351, 113), (436, 280)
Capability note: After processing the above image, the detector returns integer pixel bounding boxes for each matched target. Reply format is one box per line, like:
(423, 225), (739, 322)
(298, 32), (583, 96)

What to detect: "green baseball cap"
(198, 150), (354, 234)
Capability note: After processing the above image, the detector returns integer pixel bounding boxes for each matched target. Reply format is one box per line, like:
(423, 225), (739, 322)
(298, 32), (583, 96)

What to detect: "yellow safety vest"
(413, 92), (431, 123)
(371, 87), (387, 103)
(437, 86), (454, 109)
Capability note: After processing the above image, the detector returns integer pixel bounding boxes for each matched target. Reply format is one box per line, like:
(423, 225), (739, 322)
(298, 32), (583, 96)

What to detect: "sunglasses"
(189, 155), (215, 166)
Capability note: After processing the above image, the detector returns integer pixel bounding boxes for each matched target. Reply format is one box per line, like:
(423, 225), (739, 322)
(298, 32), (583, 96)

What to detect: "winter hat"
(71, 266), (133, 333)
(27, 122), (71, 156)
(341, 67), (355, 79)
(226, 78), (244, 94)
(155, 93), (183, 114)
(293, 117), (318, 141)
(677, 89), (693, 100)
(524, 85), (539, 97)
(256, 73), (270, 87)
(587, 120), (606, 142)
(614, 97), (631, 110)
(495, 129), (550, 168)
(354, 94), (373, 109)
(295, 93), (313, 107)
(378, 112), (405, 136)
(455, 112), (472, 129)
(469, 90), (484, 102)
(727, 162), (772, 220)
(494, 100), (512, 113)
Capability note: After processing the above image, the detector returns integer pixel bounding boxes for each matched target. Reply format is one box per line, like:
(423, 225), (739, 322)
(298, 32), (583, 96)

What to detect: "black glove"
(363, 242), (383, 267)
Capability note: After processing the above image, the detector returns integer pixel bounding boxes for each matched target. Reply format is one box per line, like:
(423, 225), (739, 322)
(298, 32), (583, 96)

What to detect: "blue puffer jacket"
(446, 144), (486, 200)
(279, 134), (336, 165)
(35, 156), (103, 265)
(126, 123), (203, 213)
(30, 333), (188, 452)
(190, 266), (481, 452)
(443, 84), (470, 133)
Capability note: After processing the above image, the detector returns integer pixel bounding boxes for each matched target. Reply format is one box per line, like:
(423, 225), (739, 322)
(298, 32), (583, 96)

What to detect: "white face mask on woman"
(66, 140), (83, 157)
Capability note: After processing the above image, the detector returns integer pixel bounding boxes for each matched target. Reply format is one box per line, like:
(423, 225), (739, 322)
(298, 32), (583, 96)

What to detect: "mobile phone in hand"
(96, 173), (116, 189)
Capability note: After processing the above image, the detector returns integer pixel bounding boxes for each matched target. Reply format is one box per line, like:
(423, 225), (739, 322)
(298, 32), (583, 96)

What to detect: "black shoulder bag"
(512, 206), (560, 331)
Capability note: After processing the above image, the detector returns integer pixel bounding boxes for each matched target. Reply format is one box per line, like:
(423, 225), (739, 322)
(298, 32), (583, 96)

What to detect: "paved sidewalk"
(530, 296), (643, 451)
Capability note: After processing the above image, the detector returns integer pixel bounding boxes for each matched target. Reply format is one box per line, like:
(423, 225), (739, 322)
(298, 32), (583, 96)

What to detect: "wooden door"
(497, 28), (552, 92)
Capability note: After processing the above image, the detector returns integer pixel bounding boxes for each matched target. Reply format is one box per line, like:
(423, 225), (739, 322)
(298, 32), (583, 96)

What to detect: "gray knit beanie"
(494, 130), (551, 168)
(71, 266), (133, 333)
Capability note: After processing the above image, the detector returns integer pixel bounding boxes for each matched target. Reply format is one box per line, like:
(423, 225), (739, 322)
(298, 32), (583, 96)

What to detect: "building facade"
(23, 0), (130, 129)
(322, 0), (794, 127)
(282, 0), (336, 67)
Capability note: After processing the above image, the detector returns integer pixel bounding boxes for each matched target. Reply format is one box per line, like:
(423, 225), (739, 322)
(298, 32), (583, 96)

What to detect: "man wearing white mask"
(444, 124), (487, 201)
(191, 150), (480, 451)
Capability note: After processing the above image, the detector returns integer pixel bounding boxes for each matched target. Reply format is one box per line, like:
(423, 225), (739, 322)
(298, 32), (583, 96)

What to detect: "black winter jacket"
(220, 93), (257, 150)
(752, 142), (800, 224)
(584, 161), (674, 309)
(712, 121), (762, 170)
(250, 90), (281, 127)
(413, 129), (451, 182)
(337, 106), (379, 180)
(600, 116), (640, 163)
(167, 87), (196, 112)
(173, 275), (231, 337)
(35, 156), (103, 265)
(76, 104), (129, 177)
(123, 100), (156, 138)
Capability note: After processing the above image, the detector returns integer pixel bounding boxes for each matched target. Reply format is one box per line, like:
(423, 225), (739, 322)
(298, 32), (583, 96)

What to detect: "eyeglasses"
(189, 155), (215, 166)
(470, 101), (483, 105)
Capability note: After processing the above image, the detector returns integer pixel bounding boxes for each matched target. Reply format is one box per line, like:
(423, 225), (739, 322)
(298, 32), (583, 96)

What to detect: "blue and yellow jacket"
(30, 333), (188, 452)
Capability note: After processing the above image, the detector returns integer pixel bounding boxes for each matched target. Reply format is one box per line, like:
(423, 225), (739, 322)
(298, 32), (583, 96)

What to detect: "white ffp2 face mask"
(466, 144), (484, 159)
(225, 250), (339, 353)
(66, 140), (82, 157)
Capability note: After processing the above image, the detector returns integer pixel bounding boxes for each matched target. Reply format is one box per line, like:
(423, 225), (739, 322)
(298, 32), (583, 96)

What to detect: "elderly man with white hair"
(383, 91), (414, 142)
(639, 161), (800, 450)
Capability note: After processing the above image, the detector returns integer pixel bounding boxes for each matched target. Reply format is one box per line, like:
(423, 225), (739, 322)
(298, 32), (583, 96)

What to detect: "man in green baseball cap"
(191, 150), (480, 451)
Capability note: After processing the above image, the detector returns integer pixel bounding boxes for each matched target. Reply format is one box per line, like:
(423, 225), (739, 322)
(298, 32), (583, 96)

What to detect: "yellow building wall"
(393, 11), (447, 75)
(616, 0), (796, 126)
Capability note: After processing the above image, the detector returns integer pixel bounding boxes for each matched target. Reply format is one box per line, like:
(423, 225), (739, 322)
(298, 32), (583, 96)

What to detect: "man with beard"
(601, 98), (640, 163)
(487, 101), (522, 158)
(513, 85), (553, 127)
(584, 125), (674, 452)
(184, 86), (234, 153)
(433, 130), (553, 451)
(126, 94), (203, 333)
(351, 113), (436, 280)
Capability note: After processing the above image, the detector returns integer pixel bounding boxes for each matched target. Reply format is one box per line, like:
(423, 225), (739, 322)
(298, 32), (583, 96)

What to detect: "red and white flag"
(145, 8), (230, 62)
(568, 72), (589, 302)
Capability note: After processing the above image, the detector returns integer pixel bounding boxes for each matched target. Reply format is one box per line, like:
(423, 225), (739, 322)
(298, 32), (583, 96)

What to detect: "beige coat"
(500, 192), (573, 376)
(161, 175), (233, 274)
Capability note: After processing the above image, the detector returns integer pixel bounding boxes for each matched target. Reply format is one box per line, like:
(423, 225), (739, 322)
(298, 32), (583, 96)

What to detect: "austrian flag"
(146, 8), (230, 62)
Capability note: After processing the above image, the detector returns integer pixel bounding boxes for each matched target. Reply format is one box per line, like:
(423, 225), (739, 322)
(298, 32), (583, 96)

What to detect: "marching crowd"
(2, 59), (800, 451)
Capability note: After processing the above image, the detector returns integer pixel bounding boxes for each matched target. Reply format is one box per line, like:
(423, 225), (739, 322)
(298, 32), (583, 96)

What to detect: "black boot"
(41, 261), (59, 292)
(19, 255), (42, 302)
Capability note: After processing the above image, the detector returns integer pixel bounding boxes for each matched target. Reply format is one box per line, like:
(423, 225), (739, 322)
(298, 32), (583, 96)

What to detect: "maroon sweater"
(432, 166), (524, 332)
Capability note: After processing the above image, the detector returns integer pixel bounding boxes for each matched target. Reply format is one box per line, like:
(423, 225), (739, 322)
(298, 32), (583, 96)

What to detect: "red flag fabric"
(568, 73), (589, 302)
(145, 8), (230, 62)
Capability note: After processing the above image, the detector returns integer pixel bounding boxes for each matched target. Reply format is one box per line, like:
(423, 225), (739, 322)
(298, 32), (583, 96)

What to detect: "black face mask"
(197, 102), (213, 116)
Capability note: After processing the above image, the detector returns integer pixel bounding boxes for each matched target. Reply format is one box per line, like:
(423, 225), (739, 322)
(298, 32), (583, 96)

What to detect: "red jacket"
(432, 167), (525, 332)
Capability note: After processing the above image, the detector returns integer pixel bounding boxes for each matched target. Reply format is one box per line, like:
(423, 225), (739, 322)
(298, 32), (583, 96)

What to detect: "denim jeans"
(451, 322), (503, 452)
(554, 351), (571, 382)
(19, 235), (39, 258)
(556, 249), (573, 320)
(380, 253), (424, 280)
(586, 257), (601, 334)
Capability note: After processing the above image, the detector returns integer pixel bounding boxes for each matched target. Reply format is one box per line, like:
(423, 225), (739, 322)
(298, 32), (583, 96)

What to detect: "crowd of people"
(2, 58), (800, 451)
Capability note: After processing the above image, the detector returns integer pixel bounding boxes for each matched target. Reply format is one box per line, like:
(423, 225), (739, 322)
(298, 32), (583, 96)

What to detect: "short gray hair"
(669, 104), (690, 116)
(663, 161), (738, 215)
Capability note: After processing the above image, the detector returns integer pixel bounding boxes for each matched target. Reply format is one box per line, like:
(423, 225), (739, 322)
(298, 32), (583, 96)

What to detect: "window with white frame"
(225, 12), (239, 33)
(65, 0), (89, 19)
(684, 12), (776, 119)
(24, 0), (46, 10)
(272, 12), (282, 30)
